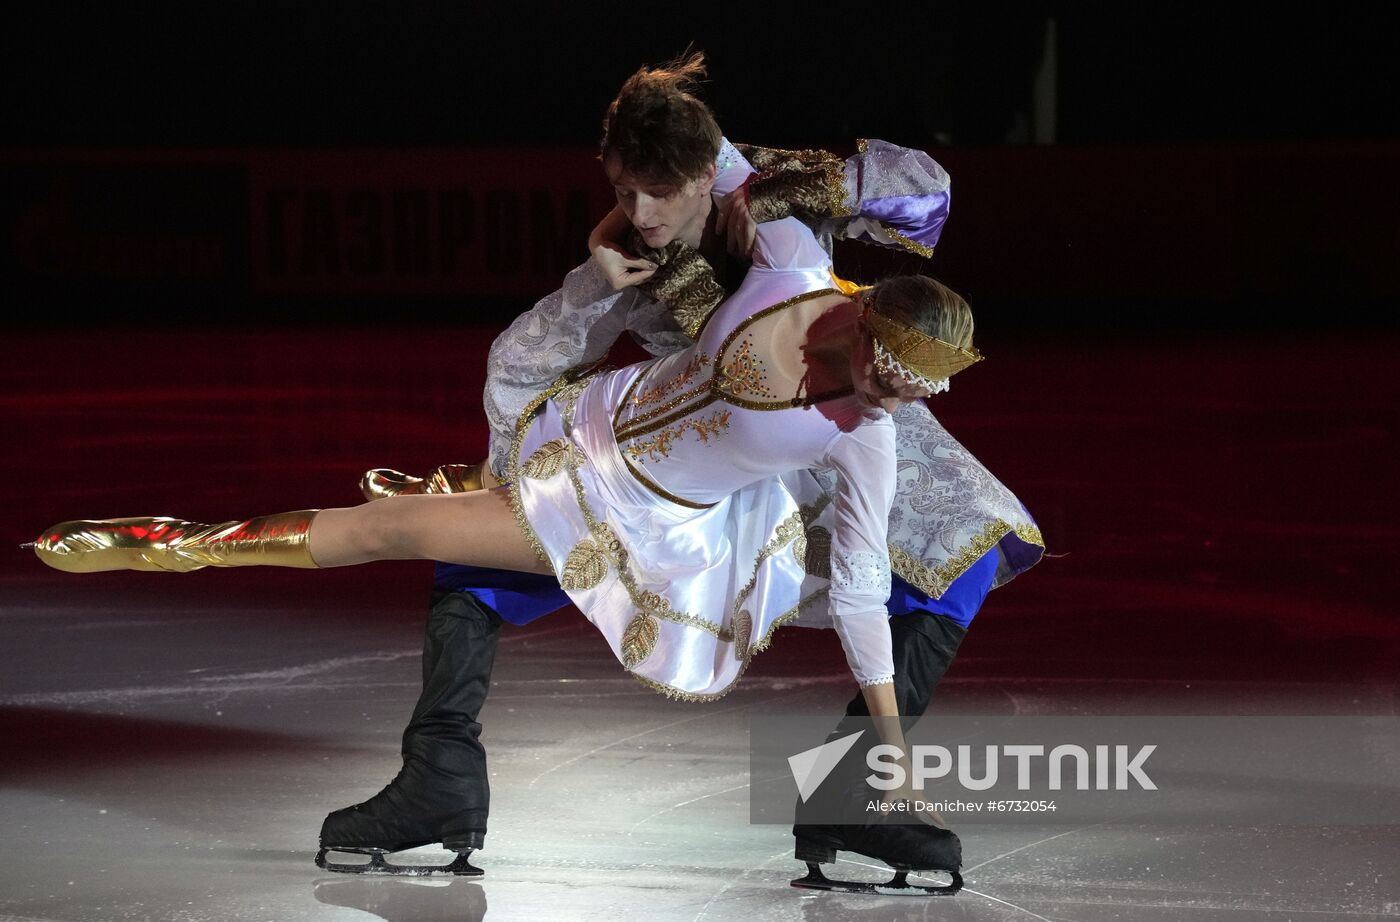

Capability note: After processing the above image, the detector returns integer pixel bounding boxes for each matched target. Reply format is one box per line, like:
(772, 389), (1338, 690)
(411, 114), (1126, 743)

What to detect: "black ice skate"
(316, 759), (485, 876)
(317, 591), (501, 877)
(791, 815), (962, 896)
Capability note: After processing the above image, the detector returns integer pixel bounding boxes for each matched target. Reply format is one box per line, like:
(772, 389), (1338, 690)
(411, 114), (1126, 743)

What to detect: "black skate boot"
(791, 612), (966, 895)
(792, 815), (962, 895)
(317, 590), (501, 876)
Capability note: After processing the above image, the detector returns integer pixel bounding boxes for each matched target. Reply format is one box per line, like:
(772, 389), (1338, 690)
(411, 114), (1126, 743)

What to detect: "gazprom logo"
(787, 731), (865, 802)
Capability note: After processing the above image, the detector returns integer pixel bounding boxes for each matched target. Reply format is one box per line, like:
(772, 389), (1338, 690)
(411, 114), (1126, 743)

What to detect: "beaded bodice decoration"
(611, 288), (852, 465)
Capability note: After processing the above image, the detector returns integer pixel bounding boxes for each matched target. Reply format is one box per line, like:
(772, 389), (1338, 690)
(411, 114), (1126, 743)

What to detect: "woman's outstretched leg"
(310, 488), (545, 573)
(33, 488), (549, 577)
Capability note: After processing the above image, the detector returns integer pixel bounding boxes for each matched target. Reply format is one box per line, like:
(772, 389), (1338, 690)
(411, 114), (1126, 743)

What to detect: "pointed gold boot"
(32, 511), (319, 574)
(360, 464), (484, 501)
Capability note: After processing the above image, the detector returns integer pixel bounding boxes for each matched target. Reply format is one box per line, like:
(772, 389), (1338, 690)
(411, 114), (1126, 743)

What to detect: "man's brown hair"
(600, 52), (722, 186)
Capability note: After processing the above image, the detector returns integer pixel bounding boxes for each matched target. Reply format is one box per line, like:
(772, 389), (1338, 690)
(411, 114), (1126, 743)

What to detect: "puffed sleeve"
(738, 139), (951, 259)
(833, 138), (951, 258)
(821, 412), (898, 687)
(484, 258), (636, 477)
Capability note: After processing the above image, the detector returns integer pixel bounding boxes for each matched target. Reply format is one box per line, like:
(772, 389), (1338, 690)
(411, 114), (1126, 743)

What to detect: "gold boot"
(360, 464), (484, 501)
(32, 511), (319, 574)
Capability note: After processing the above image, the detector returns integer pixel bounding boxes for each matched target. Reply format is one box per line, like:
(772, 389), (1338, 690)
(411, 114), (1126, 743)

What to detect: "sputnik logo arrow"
(787, 731), (865, 802)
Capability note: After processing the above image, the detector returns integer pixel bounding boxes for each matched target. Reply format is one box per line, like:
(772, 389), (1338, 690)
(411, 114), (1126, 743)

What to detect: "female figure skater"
(31, 210), (984, 893)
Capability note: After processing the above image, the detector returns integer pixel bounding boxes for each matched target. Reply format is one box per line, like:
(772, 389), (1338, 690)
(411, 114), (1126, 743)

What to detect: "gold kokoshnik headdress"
(828, 270), (983, 394)
(863, 303), (983, 394)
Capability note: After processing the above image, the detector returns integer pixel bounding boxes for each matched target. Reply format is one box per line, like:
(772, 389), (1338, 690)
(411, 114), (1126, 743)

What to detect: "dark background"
(3, 4), (1398, 332)
(5, 5), (1397, 146)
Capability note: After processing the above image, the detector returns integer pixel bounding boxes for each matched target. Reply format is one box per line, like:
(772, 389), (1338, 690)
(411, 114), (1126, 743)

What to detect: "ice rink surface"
(3, 329), (1397, 920)
(2, 586), (1396, 922)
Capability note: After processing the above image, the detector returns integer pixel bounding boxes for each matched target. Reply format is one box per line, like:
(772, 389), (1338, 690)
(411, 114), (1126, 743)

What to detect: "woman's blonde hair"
(868, 275), (974, 348)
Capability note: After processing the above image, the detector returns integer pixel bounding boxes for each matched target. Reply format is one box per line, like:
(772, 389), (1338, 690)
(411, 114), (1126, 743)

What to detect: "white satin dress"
(508, 218), (899, 700)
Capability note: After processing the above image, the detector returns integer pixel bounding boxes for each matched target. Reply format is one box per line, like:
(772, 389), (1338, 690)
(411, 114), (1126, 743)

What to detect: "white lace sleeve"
(484, 258), (635, 477)
(822, 412), (898, 687)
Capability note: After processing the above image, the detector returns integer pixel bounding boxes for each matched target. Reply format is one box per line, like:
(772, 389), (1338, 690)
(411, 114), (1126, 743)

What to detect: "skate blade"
(790, 863), (962, 896)
(315, 846), (483, 878)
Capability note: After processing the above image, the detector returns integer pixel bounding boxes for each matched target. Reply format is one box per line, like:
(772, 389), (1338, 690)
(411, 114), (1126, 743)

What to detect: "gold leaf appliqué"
(521, 439), (573, 480)
(560, 538), (608, 591)
(731, 610), (753, 661)
(621, 613), (659, 669)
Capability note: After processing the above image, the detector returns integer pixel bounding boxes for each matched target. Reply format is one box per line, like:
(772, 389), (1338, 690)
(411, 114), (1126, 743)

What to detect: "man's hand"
(591, 240), (657, 290)
(714, 180), (758, 259)
(589, 206), (657, 290)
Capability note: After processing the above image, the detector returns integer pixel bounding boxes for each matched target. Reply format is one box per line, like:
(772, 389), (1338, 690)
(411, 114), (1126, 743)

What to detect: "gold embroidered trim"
(506, 363), (601, 480)
(506, 482), (551, 567)
(825, 158), (853, 219)
(887, 518), (1045, 598)
(881, 223), (935, 259)
(721, 386), (856, 413)
(507, 439), (552, 569)
(629, 587), (828, 702)
(614, 379), (715, 441)
(555, 379), (589, 433)
(742, 145), (850, 222)
(505, 366), (602, 567)
(613, 374), (716, 444)
(633, 240), (727, 340)
(712, 289), (851, 410)
(623, 458), (716, 510)
(621, 613), (659, 669)
(727, 510), (806, 639)
(1015, 523), (1046, 547)
(631, 353), (711, 408)
(560, 538), (609, 591)
(625, 409), (732, 463)
(614, 288), (848, 450)
(788, 495), (830, 574)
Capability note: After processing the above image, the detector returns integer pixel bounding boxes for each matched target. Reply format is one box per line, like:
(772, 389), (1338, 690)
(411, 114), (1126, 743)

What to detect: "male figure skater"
(318, 56), (1040, 893)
